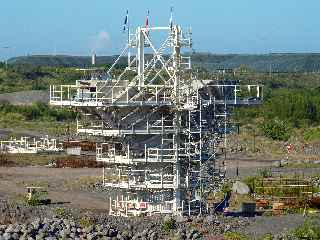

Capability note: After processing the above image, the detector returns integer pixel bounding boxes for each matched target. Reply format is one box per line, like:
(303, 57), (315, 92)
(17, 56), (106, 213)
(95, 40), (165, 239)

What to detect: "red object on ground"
(286, 144), (293, 153)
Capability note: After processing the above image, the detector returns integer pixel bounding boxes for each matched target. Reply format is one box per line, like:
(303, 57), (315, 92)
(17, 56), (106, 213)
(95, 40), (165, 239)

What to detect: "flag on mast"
(169, 7), (173, 31)
(123, 10), (128, 32)
(145, 10), (150, 32)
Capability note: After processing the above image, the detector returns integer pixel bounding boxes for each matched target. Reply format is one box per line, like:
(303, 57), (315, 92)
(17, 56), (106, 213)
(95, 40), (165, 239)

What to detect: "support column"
(137, 27), (145, 89)
(172, 25), (183, 213)
(174, 110), (182, 212)
(102, 165), (105, 186)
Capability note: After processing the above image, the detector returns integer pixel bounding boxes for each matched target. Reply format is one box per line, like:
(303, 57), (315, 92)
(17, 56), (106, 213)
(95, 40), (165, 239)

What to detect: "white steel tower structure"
(50, 22), (262, 216)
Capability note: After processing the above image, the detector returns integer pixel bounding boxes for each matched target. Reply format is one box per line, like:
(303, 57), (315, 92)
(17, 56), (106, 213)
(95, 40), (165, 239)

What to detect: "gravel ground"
(1, 199), (319, 239)
(243, 214), (307, 239)
(0, 199), (256, 240)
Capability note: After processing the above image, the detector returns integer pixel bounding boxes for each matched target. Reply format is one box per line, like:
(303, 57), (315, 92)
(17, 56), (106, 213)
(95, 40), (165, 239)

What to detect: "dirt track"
(0, 167), (108, 210)
(0, 158), (319, 211)
(225, 157), (320, 178)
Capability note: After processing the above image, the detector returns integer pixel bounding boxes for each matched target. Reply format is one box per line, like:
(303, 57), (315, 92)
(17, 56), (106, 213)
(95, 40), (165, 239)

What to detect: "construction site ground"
(0, 167), (108, 210)
(226, 158), (320, 178)
(1, 157), (319, 210)
(0, 157), (320, 238)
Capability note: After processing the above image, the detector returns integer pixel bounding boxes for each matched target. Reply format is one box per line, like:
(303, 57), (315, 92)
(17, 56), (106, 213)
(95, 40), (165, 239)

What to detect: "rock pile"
(0, 217), (122, 240)
(0, 199), (254, 240)
(0, 200), (55, 225)
(0, 217), (204, 240)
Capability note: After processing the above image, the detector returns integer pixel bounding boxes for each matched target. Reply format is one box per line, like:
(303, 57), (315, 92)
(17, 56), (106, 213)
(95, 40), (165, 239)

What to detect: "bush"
(243, 176), (260, 193)
(261, 118), (291, 141)
(25, 196), (40, 206)
(221, 181), (232, 194)
(257, 168), (272, 178)
(163, 217), (176, 232)
(79, 216), (94, 228)
(55, 207), (68, 218)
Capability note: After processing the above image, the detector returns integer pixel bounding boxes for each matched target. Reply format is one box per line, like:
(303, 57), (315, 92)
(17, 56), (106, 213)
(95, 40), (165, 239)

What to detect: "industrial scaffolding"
(50, 22), (262, 216)
(0, 136), (62, 154)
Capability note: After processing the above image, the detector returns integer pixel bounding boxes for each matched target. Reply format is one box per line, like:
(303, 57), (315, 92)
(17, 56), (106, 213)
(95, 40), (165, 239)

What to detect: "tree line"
(234, 88), (320, 141)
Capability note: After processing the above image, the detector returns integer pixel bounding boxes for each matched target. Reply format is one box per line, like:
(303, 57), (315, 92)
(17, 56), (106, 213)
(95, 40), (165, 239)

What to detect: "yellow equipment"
(26, 187), (51, 205)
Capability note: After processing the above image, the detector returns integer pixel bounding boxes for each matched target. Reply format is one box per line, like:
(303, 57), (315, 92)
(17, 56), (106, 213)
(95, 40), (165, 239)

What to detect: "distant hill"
(191, 53), (320, 72)
(8, 55), (126, 68)
(9, 53), (320, 72)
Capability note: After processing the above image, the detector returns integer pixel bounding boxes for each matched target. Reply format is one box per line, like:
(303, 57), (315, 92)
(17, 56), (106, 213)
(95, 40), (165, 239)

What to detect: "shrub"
(55, 207), (68, 218)
(163, 217), (176, 232)
(25, 196), (40, 206)
(221, 181), (232, 194)
(243, 176), (260, 193)
(257, 168), (272, 178)
(261, 118), (291, 141)
(79, 216), (94, 228)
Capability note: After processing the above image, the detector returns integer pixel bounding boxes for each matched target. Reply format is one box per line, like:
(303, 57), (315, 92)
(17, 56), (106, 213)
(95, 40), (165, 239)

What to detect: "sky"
(0, 0), (319, 60)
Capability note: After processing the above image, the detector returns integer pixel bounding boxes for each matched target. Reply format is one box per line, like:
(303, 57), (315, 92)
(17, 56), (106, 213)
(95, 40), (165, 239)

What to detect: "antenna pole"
(127, 11), (131, 69)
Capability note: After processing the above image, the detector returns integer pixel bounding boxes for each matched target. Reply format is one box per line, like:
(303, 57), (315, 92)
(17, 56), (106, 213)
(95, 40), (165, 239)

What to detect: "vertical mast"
(127, 12), (131, 69)
(172, 24), (182, 211)
(137, 27), (145, 88)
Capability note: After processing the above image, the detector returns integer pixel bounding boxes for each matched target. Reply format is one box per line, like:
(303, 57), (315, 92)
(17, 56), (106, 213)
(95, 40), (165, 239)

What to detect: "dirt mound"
(55, 156), (102, 168)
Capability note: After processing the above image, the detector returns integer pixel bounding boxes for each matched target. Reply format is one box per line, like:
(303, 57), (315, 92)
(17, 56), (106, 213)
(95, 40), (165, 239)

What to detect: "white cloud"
(90, 30), (111, 52)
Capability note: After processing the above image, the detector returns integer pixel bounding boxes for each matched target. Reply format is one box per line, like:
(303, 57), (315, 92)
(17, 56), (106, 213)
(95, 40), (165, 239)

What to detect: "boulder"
(232, 181), (250, 195)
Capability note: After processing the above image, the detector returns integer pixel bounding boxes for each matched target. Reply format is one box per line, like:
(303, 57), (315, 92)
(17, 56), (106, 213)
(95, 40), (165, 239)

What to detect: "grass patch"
(304, 127), (320, 141)
(4, 153), (67, 166)
(0, 119), (76, 136)
(227, 125), (286, 159)
(63, 176), (102, 191)
(291, 220), (320, 239)
(16, 180), (50, 188)
(0, 102), (77, 136)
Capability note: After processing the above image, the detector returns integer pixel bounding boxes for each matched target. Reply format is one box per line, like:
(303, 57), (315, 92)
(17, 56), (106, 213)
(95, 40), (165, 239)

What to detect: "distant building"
(92, 52), (96, 66)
